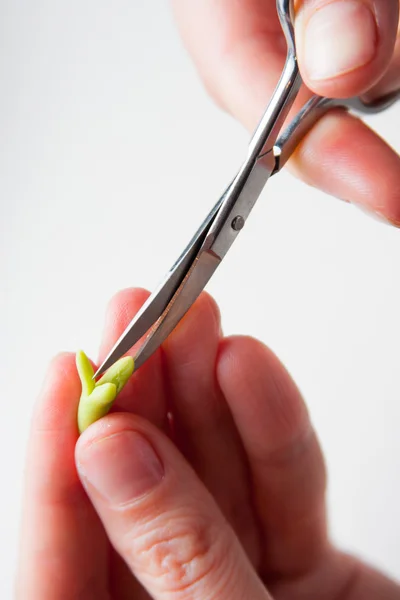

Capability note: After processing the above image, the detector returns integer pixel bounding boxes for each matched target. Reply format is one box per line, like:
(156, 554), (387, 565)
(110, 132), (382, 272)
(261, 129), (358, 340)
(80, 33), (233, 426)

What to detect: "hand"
(171, 0), (400, 224)
(16, 289), (400, 599)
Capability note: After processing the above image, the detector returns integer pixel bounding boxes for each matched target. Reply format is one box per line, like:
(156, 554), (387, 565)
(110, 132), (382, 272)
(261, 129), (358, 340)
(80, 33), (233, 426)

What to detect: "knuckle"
(126, 509), (228, 595)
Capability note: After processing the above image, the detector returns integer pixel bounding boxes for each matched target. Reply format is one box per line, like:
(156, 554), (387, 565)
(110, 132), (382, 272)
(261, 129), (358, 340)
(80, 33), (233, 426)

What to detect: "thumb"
(75, 414), (269, 600)
(295, 0), (399, 98)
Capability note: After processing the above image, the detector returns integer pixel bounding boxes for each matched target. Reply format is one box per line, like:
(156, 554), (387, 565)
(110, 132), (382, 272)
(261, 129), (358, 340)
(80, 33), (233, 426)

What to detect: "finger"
(295, 0), (399, 97)
(216, 336), (328, 579)
(342, 558), (400, 599)
(162, 292), (260, 564)
(171, 0), (398, 117)
(76, 413), (270, 600)
(16, 354), (107, 599)
(98, 288), (167, 430)
(170, 0), (284, 129)
(366, 25), (400, 98)
(290, 109), (400, 226)
(171, 0), (400, 222)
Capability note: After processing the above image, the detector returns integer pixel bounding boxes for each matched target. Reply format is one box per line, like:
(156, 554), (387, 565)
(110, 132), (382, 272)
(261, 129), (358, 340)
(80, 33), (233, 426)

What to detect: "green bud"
(77, 383), (117, 433)
(95, 356), (134, 394)
(76, 350), (95, 396)
(76, 351), (135, 434)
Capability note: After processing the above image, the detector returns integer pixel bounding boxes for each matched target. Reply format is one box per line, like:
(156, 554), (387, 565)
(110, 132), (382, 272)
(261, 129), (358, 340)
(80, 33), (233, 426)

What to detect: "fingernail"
(303, 1), (377, 81)
(78, 430), (164, 504)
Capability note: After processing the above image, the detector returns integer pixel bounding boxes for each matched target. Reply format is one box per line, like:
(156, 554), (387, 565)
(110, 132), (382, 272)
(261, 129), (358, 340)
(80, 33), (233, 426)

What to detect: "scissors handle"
(248, 0), (300, 161)
(273, 91), (400, 174)
(259, 0), (400, 173)
(95, 0), (399, 378)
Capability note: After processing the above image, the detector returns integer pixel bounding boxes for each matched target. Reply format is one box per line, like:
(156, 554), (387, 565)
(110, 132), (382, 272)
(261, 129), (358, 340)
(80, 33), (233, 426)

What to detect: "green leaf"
(76, 352), (135, 434)
(76, 350), (95, 396)
(96, 356), (134, 394)
(77, 383), (117, 433)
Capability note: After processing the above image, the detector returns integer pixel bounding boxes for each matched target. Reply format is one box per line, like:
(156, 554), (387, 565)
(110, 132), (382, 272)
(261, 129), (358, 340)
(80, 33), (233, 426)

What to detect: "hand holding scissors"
(96, 0), (400, 378)
(17, 2), (400, 599)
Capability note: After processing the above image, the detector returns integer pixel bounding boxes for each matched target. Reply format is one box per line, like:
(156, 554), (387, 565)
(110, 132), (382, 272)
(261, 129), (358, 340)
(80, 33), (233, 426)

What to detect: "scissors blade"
(134, 248), (221, 369)
(131, 154), (276, 370)
(94, 185), (233, 378)
(94, 66), (287, 379)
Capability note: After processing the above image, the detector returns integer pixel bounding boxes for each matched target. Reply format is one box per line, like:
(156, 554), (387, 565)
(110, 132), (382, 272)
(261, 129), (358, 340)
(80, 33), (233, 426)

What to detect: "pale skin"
(17, 1), (400, 599)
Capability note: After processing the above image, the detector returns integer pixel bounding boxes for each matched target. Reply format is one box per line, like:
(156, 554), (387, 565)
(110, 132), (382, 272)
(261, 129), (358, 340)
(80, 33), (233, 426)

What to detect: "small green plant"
(76, 350), (134, 433)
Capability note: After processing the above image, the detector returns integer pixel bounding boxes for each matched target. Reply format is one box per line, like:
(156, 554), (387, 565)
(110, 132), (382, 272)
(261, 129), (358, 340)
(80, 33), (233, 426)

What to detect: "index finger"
(15, 354), (107, 599)
(172, 0), (398, 100)
(171, 0), (400, 224)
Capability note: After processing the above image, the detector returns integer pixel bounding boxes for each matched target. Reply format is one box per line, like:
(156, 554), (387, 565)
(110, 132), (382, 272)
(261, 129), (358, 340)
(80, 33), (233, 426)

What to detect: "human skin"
(171, 0), (400, 223)
(16, 288), (400, 599)
(76, 351), (134, 433)
(16, 1), (400, 598)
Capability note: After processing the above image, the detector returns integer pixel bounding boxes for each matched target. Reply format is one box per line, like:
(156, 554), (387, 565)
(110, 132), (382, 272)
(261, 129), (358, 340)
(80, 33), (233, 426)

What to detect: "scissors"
(95, 0), (400, 378)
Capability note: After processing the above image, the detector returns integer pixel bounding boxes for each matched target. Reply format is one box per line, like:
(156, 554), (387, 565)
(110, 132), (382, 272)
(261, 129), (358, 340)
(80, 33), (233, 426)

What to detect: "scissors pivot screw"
(231, 216), (245, 231)
(94, 0), (400, 379)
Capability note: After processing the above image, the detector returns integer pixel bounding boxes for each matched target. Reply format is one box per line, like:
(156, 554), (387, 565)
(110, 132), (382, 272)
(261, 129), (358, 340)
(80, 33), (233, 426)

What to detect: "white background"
(1, 0), (400, 596)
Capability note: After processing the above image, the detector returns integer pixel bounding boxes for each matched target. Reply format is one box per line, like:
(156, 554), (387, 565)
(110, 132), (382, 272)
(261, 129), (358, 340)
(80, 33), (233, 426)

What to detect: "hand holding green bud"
(76, 350), (134, 433)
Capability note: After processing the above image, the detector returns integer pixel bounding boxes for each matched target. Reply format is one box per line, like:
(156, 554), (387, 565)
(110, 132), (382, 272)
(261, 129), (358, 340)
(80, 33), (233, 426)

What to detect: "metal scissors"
(95, 0), (400, 378)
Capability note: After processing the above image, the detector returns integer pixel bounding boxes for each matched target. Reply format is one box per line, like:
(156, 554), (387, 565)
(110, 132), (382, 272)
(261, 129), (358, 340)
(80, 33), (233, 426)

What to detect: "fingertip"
(162, 292), (223, 422)
(101, 288), (150, 348)
(197, 291), (223, 336)
(46, 351), (77, 377)
(295, 0), (399, 98)
(217, 334), (286, 388)
(218, 333), (267, 360)
(184, 291), (221, 332)
(75, 413), (171, 510)
(33, 352), (80, 433)
(98, 288), (168, 428)
(217, 335), (309, 450)
(98, 286), (150, 362)
(75, 413), (167, 469)
(217, 335), (270, 388)
(165, 291), (222, 356)
(290, 110), (400, 223)
(105, 287), (150, 314)
(76, 411), (139, 447)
